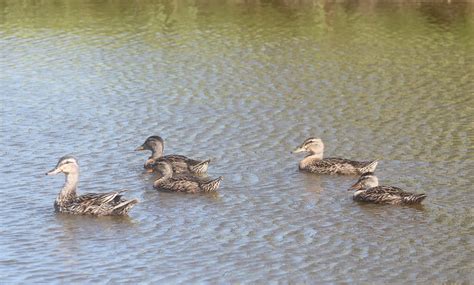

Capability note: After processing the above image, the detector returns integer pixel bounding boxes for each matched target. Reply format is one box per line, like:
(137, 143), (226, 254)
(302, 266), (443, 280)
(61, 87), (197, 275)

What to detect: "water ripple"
(1, 1), (473, 283)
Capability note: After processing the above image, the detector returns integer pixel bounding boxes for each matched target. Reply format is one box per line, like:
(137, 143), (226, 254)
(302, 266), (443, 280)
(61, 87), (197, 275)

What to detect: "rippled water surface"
(1, 0), (473, 283)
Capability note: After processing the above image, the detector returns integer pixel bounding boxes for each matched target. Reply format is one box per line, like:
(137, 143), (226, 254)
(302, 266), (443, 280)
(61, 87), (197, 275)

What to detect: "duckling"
(348, 172), (427, 205)
(153, 161), (223, 193)
(46, 155), (138, 216)
(135, 135), (210, 175)
(292, 137), (378, 175)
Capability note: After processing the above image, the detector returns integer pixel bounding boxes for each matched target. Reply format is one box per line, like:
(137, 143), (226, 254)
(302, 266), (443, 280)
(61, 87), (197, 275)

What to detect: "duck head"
(135, 136), (164, 157)
(46, 155), (79, 175)
(292, 137), (324, 155)
(348, 172), (379, 191)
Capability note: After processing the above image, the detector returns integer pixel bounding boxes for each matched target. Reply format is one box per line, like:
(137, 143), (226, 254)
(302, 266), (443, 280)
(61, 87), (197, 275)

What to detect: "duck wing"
(156, 155), (207, 174)
(189, 159), (211, 174)
(355, 186), (399, 204)
(73, 190), (137, 215)
(304, 158), (363, 174)
(162, 155), (200, 164)
(160, 176), (202, 193)
(366, 186), (409, 196)
(145, 156), (192, 170)
(76, 190), (126, 205)
(156, 174), (222, 193)
(359, 186), (427, 204)
(368, 186), (426, 203)
(313, 158), (377, 174)
(356, 186), (420, 204)
(324, 157), (375, 168)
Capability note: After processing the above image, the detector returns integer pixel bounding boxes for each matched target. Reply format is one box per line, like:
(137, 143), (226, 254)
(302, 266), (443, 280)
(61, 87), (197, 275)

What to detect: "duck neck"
(153, 165), (173, 188)
(153, 170), (172, 188)
(300, 151), (324, 168)
(56, 172), (78, 205)
(150, 147), (164, 159)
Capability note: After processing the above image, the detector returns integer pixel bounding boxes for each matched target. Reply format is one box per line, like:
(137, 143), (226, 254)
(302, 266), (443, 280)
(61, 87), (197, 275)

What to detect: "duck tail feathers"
(404, 194), (427, 204)
(113, 198), (139, 215)
(203, 176), (223, 192)
(191, 159), (211, 174)
(361, 160), (378, 173)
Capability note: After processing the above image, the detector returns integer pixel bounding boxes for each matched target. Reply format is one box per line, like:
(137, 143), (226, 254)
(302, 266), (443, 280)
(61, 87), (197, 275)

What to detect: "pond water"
(1, 0), (473, 283)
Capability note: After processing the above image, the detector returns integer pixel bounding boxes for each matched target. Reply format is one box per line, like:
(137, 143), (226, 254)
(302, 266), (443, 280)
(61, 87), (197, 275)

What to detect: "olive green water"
(1, 0), (473, 283)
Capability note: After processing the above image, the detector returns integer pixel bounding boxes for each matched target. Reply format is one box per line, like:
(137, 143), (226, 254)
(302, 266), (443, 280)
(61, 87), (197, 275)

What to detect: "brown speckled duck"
(153, 161), (223, 193)
(292, 137), (378, 175)
(46, 155), (138, 216)
(348, 172), (427, 205)
(135, 135), (210, 175)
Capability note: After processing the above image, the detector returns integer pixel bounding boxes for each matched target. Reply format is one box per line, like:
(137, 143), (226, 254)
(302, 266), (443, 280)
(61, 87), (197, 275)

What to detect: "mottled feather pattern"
(293, 137), (378, 175)
(47, 156), (138, 216)
(154, 175), (223, 193)
(189, 159), (211, 174)
(302, 157), (377, 175)
(147, 155), (209, 175)
(138, 135), (210, 175)
(55, 190), (138, 216)
(354, 186), (426, 205)
(201, 176), (223, 192)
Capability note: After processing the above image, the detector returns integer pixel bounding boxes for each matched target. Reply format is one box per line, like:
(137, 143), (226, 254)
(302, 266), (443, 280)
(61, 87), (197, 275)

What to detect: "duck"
(348, 172), (427, 205)
(135, 135), (210, 175)
(292, 137), (378, 175)
(46, 155), (139, 216)
(153, 161), (223, 193)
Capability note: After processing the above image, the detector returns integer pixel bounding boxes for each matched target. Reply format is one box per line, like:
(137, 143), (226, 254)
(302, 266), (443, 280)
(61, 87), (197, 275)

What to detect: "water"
(1, 0), (473, 283)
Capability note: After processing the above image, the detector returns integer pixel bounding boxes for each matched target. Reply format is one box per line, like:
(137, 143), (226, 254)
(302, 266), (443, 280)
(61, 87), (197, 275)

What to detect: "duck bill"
(135, 145), (145, 151)
(46, 167), (61, 176)
(348, 181), (363, 191)
(292, 146), (305, 154)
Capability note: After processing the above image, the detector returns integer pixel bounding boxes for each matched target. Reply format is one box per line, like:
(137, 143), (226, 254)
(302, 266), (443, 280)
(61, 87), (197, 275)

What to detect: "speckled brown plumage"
(54, 190), (138, 215)
(353, 186), (427, 205)
(349, 173), (427, 205)
(46, 155), (138, 216)
(153, 161), (223, 193)
(136, 135), (210, 174)
(301, 157), (378, 175)
(150, 155), (210, 175)
(293, 137), (378, 175)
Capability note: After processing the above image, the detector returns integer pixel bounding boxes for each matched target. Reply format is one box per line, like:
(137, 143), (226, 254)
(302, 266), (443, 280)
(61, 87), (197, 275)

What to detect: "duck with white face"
(46, 155), (138, 216)
(135, 135), (211, 175)
(348, 172), (427, 205)
(292, 137), (378, 175)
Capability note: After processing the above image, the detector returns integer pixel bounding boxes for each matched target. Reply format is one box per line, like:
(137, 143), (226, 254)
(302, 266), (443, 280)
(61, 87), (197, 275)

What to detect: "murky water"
(1, 0), (473, 283)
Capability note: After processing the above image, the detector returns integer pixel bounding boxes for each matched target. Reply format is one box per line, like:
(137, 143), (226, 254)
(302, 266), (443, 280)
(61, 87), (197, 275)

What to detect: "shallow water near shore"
(1, 0), (473, 283)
